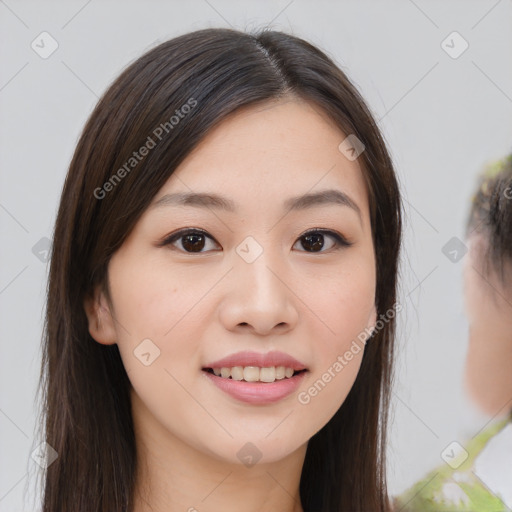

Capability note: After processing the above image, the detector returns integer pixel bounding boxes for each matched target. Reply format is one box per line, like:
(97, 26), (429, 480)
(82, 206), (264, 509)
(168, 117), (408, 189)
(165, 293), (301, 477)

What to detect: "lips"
(203, 350), (307, 371)
(202, 350), (308, 404)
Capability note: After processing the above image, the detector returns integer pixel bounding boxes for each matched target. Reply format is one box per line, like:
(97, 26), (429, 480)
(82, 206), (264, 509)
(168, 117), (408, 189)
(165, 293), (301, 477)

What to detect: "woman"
(394, 154), (512, 511)
(36, 27), (402, 511)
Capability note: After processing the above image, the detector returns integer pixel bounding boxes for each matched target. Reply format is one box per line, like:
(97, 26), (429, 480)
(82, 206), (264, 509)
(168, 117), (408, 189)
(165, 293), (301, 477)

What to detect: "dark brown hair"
(466, 153), (512, 287)
(36, 27), (402, 511)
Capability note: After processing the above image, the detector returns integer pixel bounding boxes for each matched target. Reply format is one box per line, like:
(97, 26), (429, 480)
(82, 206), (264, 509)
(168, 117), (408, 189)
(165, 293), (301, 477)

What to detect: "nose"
(218, 247), (299, 336)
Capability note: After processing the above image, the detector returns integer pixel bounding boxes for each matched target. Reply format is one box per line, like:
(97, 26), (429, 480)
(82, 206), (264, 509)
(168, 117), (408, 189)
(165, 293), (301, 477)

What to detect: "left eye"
(160, 229), (220, 253)
(293, 229), (351, 253)
(160, 228), (351, 254)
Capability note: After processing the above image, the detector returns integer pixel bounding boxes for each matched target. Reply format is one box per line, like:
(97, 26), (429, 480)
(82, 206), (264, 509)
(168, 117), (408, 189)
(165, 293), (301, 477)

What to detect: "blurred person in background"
(394, 153), (512, 511)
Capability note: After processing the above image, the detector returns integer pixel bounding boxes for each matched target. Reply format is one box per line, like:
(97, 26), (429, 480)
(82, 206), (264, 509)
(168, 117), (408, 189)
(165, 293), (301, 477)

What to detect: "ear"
(367, 303), (377, 337)
(83, 284), (117, 345)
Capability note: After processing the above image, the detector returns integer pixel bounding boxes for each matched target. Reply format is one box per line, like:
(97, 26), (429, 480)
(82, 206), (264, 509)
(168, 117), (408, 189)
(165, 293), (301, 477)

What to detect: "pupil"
(303, 233), (324, 252)
(183, 233), (205, 252)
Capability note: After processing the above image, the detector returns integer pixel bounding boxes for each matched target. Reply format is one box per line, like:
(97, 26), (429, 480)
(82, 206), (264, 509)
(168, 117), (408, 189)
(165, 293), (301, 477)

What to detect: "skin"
(463, 234), (512, 418)
(84, 98), (377, 512)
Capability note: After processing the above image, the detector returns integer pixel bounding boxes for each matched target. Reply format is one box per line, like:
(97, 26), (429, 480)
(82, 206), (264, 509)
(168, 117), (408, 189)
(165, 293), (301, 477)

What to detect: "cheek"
(293, 252), (376, 427)
(295, 314), (366, 442)
(108, 253), (207, 339)
(299, 252), (376, 350)
(109, 258), (209, 439)
(107, 255), (211, 393)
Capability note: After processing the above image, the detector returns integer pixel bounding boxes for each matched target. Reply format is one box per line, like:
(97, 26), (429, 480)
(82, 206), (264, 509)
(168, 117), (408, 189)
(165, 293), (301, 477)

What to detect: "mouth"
(202, 366), (307, 383)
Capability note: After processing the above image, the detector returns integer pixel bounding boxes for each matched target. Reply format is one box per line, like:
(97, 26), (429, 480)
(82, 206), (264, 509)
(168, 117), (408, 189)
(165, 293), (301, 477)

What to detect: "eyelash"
(158, 228), (353, 254)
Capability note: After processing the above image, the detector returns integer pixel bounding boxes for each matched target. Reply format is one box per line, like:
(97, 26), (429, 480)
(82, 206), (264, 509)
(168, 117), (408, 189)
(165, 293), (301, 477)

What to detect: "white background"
(1, 1), (511, 510)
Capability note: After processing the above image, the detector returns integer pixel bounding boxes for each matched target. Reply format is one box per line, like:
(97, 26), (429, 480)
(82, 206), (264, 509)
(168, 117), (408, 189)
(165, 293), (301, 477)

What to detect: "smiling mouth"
(203, 366), (307, 383)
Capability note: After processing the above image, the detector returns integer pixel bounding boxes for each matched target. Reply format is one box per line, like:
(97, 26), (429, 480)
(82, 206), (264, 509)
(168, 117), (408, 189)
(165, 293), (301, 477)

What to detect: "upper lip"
(203, 350), (307, 371)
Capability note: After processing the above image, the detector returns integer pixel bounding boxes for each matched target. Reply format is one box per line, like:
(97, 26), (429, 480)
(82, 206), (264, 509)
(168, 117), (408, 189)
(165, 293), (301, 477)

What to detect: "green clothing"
(394, 413), (512, 511)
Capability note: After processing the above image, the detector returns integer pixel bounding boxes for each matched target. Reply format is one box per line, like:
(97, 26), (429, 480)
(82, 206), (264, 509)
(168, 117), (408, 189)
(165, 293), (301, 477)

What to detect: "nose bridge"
(234, 234), (285, 302)
(220, 233), (298, 334)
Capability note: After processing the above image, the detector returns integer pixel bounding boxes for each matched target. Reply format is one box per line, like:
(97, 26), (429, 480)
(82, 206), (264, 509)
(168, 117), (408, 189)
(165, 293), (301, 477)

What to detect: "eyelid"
(157, 227), (218, 248)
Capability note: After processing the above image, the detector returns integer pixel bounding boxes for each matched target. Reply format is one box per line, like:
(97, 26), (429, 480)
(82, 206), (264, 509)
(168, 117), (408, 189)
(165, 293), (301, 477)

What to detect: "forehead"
(157, 99), (370, 221)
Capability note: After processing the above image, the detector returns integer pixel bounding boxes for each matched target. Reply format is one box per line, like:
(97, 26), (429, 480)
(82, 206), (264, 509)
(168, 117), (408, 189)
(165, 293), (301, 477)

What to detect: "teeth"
(243, 366), (260, 382)
(259, 367), (275, 383)
(210, 365), (300, 382)
(275, 366), (285, 379)
(231, 366), (244, 381)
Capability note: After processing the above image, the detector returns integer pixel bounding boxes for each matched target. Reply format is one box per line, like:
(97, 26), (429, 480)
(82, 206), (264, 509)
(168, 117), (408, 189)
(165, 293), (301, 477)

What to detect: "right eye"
(160, 228), (221, 254)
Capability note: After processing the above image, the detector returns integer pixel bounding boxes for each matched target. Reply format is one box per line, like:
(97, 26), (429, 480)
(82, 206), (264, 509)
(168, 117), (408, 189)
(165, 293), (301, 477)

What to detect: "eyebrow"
(151, 189), (362, 220)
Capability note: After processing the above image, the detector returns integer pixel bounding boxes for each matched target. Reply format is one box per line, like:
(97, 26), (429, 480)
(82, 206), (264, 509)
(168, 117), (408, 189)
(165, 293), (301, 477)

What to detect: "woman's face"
(86, 98), (377, 465)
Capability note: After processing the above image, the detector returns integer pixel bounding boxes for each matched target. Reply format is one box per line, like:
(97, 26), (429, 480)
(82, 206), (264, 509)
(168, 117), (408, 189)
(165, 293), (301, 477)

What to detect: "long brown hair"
(36, 27), (402, 511)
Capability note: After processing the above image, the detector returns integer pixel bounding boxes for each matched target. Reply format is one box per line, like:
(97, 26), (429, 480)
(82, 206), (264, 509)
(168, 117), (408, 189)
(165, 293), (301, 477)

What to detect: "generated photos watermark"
(298, 302), (402, 405)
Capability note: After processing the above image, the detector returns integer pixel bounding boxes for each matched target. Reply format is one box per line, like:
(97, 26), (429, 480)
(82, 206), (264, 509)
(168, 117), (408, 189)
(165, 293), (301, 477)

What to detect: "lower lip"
(203, 370), (307, 404)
